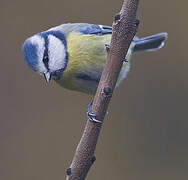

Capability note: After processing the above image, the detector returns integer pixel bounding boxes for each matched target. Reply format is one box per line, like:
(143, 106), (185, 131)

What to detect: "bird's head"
(22, 30), (68, 83)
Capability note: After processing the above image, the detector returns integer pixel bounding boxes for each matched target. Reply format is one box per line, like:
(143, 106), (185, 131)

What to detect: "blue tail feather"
(133, 32), (168, 52)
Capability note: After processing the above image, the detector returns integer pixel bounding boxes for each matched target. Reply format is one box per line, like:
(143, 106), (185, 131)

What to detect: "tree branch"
(66, 0), (139, 179)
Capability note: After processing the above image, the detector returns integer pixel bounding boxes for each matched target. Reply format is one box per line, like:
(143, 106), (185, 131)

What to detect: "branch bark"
(66, 0), (139, 179)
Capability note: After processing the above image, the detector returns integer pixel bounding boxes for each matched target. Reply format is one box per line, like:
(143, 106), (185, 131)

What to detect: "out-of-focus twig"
(66, 0), (139, 179)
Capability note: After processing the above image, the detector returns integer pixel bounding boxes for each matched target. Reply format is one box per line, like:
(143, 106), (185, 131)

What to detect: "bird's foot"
(122, 58), (128, 63)
(105, 44), (110, 52)
(87, 100), (102, 123)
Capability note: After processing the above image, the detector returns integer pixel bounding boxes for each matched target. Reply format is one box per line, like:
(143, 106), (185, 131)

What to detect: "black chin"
(51, 69), (64, 80)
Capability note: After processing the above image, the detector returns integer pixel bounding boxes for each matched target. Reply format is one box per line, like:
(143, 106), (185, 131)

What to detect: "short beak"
(44, 72), (51, 83)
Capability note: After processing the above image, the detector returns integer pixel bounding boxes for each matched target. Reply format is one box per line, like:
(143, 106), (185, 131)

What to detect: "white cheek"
(48, 35), (67, 72)
(30, 35), (47, 74)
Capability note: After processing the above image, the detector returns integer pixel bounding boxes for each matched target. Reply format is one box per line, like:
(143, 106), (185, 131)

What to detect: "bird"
(22, 23), (167, 122)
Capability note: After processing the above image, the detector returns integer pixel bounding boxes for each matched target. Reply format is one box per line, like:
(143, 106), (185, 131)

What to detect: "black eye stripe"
(42, 35), (50, 70)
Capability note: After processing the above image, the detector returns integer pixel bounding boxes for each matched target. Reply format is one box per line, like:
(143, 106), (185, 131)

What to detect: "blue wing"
(71, 23), (112, 35)
(80, 24), (112, 35)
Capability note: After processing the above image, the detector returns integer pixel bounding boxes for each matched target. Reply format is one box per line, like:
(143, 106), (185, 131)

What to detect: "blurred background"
(0, 0), (188, 179)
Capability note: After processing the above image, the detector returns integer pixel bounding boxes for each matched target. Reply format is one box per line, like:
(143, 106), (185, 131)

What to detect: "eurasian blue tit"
(22, 23), (167, 95)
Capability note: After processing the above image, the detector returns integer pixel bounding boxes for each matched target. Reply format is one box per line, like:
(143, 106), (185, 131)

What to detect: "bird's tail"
(133, 32), (168, 52)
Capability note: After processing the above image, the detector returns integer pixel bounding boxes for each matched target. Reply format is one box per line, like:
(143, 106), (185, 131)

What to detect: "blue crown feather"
(22, 40), (38, 71)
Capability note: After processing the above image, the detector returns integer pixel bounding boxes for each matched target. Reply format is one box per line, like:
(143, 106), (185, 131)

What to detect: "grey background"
(0, 0), (188, 179)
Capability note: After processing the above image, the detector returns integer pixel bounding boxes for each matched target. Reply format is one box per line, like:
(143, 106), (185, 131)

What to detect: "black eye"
(43, 56), (49, 70)
(43, 56), (49, 63)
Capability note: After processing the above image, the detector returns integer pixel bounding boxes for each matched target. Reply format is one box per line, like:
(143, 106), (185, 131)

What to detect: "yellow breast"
(56, 33), (111, 94)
